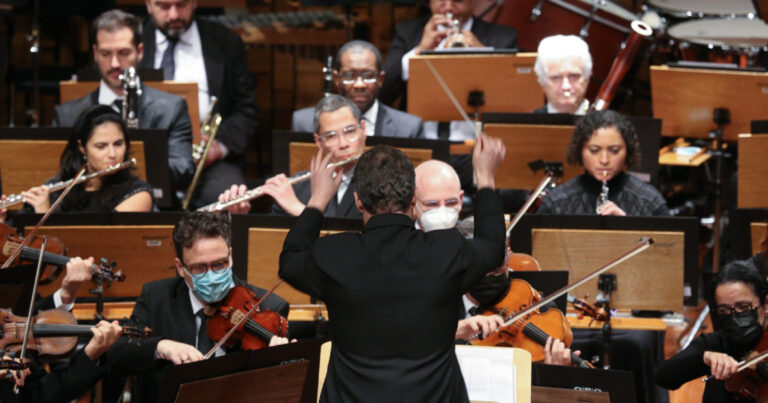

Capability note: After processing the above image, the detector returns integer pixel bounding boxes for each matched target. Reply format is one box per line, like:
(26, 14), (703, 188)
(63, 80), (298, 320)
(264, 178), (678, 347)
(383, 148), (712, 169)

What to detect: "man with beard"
(53, 9), (194, 191)
(292, 40), (422, 139)
(140, 0), (258, 208)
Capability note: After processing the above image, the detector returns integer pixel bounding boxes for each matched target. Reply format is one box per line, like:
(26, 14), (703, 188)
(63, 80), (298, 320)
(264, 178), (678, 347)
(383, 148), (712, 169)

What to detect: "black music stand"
(0, 127), (173, 208)
(751, 120), (768, 134)
(532, 363), (637, 403)
(0, 264), (37, 315)
(481, 113), (662, 187)
(509, 270), (568, 312)
(156, 338), (327, 403)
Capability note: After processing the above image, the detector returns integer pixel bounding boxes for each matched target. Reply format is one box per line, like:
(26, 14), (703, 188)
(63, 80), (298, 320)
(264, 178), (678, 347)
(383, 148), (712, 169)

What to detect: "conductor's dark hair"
(712, 260), (768, 303)
(353, 146), (415, 215)
(335, 40), (383, 72)
(91, 9), (142, 48)
(173, 212), (231, 261)
(55, 105), (137, 212)
(566, 110), (642, 169)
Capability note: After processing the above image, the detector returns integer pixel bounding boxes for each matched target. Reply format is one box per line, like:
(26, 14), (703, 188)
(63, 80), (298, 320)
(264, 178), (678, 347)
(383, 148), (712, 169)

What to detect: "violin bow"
(498, 238), (654, 329)
(506, 172), (554, 237)
(2, 166), (87, 269)
(702, 349), (768, 383)
(202, 279), (284, 360)
(12, 236), (47, 394)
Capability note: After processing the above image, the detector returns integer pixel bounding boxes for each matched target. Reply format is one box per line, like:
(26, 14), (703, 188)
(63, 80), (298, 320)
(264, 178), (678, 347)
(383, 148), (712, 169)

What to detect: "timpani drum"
(645, 0), (757, 19)
(667, 18), (768, 66)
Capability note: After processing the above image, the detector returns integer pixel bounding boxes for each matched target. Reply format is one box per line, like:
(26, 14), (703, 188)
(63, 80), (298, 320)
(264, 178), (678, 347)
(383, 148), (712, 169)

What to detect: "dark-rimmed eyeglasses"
(182, 256), (230, 276)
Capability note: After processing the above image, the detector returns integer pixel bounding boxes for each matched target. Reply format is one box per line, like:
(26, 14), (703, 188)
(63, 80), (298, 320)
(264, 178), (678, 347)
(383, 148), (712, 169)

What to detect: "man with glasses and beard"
(292, 40), (422, 139)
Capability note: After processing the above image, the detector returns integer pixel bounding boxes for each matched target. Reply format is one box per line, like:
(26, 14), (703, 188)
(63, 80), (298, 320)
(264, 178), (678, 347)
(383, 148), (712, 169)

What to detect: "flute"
(197, 154), (361, 212)
(0, 159), (137, 209)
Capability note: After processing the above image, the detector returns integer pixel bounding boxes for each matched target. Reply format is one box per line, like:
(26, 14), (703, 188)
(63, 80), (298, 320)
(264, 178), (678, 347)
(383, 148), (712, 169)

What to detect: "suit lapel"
(337, 182), (357, 217)
(196, 19), (223, 99)
(471, 18), (491, 42)
(140, 20), (157, 69)
(374, 106), (391, 137)
(172, 279), (198, 346)
(137, 87), (153, 129)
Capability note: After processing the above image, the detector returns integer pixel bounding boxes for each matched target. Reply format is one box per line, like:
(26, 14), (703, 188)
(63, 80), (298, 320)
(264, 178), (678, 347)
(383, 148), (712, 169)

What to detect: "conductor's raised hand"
(307, 150), (343, 212)
(472, 135), (506, 190)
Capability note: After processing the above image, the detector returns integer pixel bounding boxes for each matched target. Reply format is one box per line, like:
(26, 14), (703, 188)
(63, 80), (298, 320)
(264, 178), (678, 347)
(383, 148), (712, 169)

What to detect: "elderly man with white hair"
(533, 35), (593, 115)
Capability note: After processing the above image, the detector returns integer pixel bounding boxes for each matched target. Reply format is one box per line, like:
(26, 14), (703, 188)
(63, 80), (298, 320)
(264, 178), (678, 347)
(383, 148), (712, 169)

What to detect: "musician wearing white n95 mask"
(413, 160), (463, 231)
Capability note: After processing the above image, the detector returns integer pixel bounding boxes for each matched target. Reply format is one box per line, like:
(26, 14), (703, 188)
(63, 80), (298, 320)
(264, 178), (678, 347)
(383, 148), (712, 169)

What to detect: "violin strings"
(243, 318), (275, 342)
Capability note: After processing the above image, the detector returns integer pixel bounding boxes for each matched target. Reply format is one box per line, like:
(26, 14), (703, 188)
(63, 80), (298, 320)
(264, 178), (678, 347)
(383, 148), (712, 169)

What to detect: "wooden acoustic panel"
(738, 134), (768, 208)
(650, 65), (768, 141)
(59, 81), (202, 143)
(531, 229), (685, 311)
(247, 228), (342, 305)
(31, 226), (177, 298)
(483, 124), (578, 190)
(287, 142), (434, 176)
(0, 140), (147, 207)
(753, 222), (768, 255)
(408, 53), (543, 121)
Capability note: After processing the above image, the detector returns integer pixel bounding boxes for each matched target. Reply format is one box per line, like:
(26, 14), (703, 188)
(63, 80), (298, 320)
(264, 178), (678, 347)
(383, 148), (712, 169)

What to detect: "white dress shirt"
(98, 80), (122, 112)
(362, 100), (379, 137)
(547, 99), (590, 115)
(462, 294), (478, 318)
(337, 166), (355, 204)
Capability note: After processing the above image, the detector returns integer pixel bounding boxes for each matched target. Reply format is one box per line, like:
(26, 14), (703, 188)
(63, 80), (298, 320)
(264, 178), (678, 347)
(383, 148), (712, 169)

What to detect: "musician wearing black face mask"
(656, 260), (768, 403)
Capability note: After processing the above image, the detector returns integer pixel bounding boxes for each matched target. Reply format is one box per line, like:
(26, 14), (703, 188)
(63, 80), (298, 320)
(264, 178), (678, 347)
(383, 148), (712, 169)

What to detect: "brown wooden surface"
(116, 0), (245, 6)
(287, 142), (433, 176)
(483, 124), (579, 189)
(567, 315), (667, 331)
(532, 229), (685, 311)
(753, 223), (768, 255)
(658, 150), (711, 167)
(408, 53), (543, 121)
(175, 361), (307, 403)
(650, 65), (768, 141)
(59, 81), (202, 144)
(30, 226), (177, 298)
(0, 140), (147, 207)
(531, 386), (609, 403)
(738, 134), (768, 208)
(237, 27), (348, 46)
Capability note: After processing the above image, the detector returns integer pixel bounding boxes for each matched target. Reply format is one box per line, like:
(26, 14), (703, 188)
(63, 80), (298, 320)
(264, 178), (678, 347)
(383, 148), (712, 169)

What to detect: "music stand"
(271, 131), (451, 176)
(0, 264), (37, 315)
(532, 363), (636, 403)
(407, 52), (543, 121)
(156, 338), (326, 403)
(508, 215), (700, 307)
(731, 208), (768, 260)
(737, 133), (768, 208)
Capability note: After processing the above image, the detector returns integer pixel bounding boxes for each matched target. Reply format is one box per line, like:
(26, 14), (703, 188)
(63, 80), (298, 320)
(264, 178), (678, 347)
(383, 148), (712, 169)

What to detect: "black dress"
(24, 176), (153, 213)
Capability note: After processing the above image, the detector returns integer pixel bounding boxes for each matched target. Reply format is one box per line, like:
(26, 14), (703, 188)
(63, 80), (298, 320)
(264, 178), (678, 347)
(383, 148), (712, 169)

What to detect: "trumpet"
(197, 154), (361, 212)
(0, 159), (137, 209)
(192, 97), (219, 161)
(182, 114), (222, 210)
(445, 13), (468, 48)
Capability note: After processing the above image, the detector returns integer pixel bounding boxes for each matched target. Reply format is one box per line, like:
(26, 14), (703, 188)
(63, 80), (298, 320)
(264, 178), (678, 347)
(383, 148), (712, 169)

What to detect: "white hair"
(534, 35), (593, 86)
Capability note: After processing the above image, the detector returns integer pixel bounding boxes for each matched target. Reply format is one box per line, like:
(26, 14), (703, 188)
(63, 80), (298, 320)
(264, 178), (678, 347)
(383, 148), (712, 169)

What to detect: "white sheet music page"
(456, 345), (516, 403)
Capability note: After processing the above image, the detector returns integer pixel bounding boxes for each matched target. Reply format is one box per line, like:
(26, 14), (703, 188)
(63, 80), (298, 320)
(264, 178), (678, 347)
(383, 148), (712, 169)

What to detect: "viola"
(0, 308), (151, 357)
(207, 285), (288, 351)
(0, 223), (67, 284)
(508, 252), (541, 271)
(471, 279), (592, 368)
(724, 332), (768, 402)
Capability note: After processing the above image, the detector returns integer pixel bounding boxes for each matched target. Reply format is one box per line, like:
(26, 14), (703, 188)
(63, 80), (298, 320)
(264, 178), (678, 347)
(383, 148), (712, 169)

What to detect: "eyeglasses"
(339, 70), (378, 85)
(547, 73), (583, 85)
(716, 301), (756, 316)
(418, 197), (461, 211)
(319, 124), (361, 145)
(182, 256), (230, 276)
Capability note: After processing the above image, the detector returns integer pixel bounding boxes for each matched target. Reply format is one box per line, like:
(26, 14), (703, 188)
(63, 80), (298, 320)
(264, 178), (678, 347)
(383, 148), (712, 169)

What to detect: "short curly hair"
(353, 146), (414, 214)
(173, 212), (231, 261)
(566, 110), (641, 169)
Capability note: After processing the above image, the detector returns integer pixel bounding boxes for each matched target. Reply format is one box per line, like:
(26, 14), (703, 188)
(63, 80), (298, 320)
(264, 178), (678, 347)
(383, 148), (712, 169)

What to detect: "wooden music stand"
(738, 133), (768, 208)
(407, 53), (543, 121)
(650, 65), (768, 141)
(455, 346), (532, 403)
(59, 80), (202, 143)
(731, 208), (768, 260)
(752, 222), (767, 255)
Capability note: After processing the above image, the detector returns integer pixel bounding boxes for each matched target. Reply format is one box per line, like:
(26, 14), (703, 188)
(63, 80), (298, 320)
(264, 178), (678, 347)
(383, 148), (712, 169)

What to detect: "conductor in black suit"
(141, 0), (259, 208)
(107, 212), (289, 403)
(52, 9), (194, 190)
(379, 0), (518, 111)
(279, 136), (507, 402)
(219, 94), (365, 219)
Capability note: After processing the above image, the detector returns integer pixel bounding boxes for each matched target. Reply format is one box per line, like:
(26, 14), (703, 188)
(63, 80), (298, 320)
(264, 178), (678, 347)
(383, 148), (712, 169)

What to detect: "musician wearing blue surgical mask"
(106, 212), (289, 403)
(413, 160), (464, 231)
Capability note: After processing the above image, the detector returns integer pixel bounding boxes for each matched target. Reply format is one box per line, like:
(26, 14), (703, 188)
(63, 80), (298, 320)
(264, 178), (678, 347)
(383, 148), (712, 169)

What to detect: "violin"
(569, 295), (609, 323)
(0, 308), (151, 357)
(471, 279), (592, 368)
(0, 223), (124, 285)
(724, 332), (768, 402)
(207, 285), (288, 351)
(508, 252), (541, 271)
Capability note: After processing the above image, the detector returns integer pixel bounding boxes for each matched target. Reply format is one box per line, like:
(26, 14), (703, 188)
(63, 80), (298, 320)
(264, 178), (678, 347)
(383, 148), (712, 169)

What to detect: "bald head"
(413, 160), (463, 226)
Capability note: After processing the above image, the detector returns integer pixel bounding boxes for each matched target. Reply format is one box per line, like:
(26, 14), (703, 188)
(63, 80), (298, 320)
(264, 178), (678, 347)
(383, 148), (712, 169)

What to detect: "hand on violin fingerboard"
(60, 256), (95, 305)
(703, 351), (739, 380)
(83, 320), (122, 362)
(544, 337), (580, 367)
(456, 315), (504, 341)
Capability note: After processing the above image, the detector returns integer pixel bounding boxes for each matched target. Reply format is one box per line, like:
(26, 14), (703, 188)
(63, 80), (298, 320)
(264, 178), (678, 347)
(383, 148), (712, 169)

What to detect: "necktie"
(160, 38), (178, 80)
(437, 121), (451, 140)
(196, 309), (214, 355)
(468, 306), (479, 317)
(112, 98), (123, 114)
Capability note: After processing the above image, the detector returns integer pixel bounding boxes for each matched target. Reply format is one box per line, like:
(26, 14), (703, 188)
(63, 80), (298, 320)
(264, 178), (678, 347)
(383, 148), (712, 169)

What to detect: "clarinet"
(121, 67), (140, 128)
(323, 56), (333, 97)
(595, 180), (609, 214)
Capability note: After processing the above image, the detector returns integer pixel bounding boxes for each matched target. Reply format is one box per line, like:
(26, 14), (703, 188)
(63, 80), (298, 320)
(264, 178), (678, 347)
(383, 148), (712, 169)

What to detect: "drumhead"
(575, 0), (637, 22)
(668, 18), (768, 49)
(646, 0), (756, 18)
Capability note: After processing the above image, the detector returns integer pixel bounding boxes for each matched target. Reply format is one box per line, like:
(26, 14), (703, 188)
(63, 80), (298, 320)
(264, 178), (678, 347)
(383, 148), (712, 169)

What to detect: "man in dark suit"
(52, 9), (194, 191)
(292, 40), (422, 139)
(532, 35), (592, 115)
(107, 212), (289, 403)
(279, 137), (506, 402)
(141, 0), (259, 208)
(379, 0), (518, 111)
(219, 94), (365, 219)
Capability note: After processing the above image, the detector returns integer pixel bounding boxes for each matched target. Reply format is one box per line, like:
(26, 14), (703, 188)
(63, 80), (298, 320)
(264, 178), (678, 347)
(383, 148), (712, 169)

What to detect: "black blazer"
(271, 172), (362, 219)
(279, 188), (506, 402)
(380, 16), (518, 109)
(139, 18), (258, 158)
(107, 275), (289, 402)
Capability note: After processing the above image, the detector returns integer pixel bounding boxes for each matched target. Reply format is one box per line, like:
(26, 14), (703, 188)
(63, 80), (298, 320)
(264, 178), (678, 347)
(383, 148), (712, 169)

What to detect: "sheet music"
(456, 345), (516, 403)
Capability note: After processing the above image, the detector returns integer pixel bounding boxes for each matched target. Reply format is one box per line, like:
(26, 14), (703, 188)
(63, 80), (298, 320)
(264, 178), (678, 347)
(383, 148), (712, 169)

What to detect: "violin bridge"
(229, 309), (245, 325)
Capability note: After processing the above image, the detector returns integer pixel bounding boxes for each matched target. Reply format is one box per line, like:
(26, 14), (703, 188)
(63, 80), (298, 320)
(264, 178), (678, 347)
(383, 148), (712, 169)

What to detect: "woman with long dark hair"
(22, 105), (152, 213)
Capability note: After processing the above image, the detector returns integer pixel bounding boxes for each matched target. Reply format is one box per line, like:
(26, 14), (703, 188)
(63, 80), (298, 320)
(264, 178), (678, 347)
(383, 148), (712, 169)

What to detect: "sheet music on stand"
(456, 345), (531, 403)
